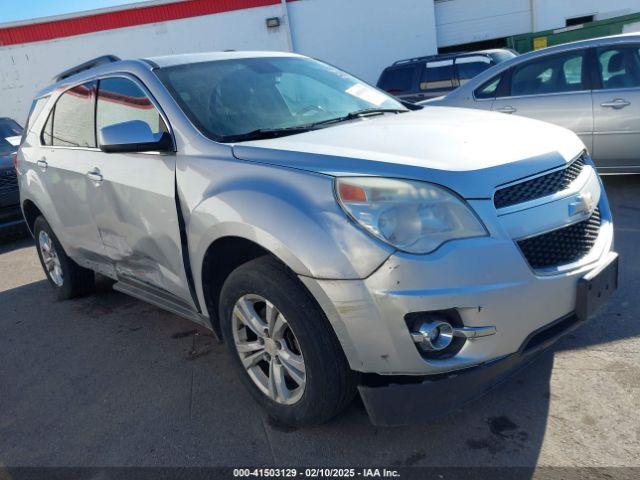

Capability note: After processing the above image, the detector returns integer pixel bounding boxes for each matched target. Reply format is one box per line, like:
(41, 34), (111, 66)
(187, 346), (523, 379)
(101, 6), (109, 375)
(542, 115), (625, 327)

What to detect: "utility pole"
(281, 0), (295, 52)
(530, 0), (537, 32)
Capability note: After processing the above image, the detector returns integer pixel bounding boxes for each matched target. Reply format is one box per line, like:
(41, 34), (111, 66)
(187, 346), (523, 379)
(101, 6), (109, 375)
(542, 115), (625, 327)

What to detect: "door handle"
(497, 105), (517, 114)
(87, 169), (103, 184)
(36, 159), (48, 170)
(600, 99), (630, 109)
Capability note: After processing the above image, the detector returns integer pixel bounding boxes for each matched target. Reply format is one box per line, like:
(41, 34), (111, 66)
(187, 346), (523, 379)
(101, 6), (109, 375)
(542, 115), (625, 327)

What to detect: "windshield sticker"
(5, 136), (21, 146)
(346, 84), (388, 106)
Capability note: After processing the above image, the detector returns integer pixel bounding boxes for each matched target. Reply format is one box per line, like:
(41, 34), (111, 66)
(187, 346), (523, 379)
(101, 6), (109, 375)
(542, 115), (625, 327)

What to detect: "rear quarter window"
(474, 74), (504, 99)
(23, 98), (48, 142)
(378, 67), (416, 93)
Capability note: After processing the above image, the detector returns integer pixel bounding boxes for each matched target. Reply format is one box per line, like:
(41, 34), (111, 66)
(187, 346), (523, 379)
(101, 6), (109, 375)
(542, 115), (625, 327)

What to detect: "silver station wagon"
(423, 33), (640, 173)
(17, 51), (618, 427)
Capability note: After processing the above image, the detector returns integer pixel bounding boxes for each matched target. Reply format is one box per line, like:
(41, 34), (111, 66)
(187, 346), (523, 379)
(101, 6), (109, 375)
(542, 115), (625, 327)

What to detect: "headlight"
(335, 177), (487, 254)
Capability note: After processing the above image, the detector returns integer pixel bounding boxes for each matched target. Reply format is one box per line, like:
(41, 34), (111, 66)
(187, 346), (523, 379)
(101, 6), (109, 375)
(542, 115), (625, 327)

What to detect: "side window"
(52, 82), (97, 147)
(511, 51), (586, 97)
(596, 45), (640, 90)
(420, 60), (454, 91)
(475, 75), (503, 99)
(378, 67), (416, 94)
(25, 97), (48, 139)
(456, 56), (492, 85)
(97, 77), (167, 140)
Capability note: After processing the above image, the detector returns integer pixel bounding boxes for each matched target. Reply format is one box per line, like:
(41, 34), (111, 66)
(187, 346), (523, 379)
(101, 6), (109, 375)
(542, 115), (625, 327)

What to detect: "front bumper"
(301, 204), (615, 376)
(359, 311), (582, 426)
(300, 162), (617, 425)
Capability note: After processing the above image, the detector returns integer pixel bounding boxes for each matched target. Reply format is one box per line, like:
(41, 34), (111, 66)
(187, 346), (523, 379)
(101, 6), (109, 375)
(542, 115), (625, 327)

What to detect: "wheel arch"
(199, 234), (308, 338)
(22, 199), (44, 236)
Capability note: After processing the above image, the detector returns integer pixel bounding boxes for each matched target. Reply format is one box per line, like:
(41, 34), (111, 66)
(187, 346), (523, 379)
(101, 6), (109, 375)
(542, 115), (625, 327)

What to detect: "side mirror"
(99, 120), (173, 153)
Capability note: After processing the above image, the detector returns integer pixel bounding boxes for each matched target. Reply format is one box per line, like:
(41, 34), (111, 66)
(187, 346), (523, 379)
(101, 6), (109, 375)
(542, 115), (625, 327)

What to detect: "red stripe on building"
(0, 0), (291, 47)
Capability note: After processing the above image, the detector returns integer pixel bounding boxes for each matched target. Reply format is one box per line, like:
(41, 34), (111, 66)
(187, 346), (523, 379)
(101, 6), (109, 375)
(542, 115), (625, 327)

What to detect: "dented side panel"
(176, 153), (396, 318)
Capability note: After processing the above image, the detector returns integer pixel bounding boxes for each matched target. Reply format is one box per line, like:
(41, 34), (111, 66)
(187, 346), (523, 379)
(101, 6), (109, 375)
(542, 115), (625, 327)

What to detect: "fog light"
(412, 321), (454, 351)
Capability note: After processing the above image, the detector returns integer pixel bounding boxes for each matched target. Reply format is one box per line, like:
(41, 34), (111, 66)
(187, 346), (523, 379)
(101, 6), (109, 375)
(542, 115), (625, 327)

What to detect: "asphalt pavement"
(0, 176), (638, 473)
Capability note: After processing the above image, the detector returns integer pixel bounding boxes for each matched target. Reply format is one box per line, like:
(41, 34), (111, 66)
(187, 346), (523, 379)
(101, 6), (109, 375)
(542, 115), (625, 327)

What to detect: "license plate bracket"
(576, 253), (619, 321)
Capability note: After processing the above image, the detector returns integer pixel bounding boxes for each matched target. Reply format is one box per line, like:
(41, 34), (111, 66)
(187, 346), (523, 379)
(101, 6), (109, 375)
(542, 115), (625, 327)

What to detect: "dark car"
(377, 49), (517, 102)
(0, 117), (24, 233)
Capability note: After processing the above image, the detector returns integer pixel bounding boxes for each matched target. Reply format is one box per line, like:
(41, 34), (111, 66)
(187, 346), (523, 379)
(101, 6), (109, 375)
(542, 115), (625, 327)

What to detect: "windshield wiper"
(221, 125), (317, 143)
(317, 108), (409, 126)
(222, 108), (409, 142)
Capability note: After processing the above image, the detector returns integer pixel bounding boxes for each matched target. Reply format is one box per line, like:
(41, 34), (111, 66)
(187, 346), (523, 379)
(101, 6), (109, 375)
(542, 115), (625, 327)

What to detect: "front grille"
(0, 170), (18, 194)
(494, 154), (586, 209)
(517, 208), (601, 269)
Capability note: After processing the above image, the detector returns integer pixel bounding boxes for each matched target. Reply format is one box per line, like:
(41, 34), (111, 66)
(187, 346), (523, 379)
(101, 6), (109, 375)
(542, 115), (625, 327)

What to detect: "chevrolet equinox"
(17, 52), (619, 427)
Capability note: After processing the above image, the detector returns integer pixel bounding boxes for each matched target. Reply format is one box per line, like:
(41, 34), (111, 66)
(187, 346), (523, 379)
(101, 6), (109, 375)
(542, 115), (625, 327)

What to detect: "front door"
(491, 49), (594, 152)
(591, 43), (640, 170)
(89, 75), (195, 306)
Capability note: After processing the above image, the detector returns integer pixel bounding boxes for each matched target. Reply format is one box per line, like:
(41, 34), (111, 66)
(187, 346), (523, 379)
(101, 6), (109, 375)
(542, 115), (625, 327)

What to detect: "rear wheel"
(34, 216), (95, 300)
(219, 256), (357, 427)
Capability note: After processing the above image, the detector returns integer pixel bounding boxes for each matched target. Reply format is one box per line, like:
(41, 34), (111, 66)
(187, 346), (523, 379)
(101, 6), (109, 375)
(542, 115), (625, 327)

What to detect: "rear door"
(591, 43), (640, 170)
(491, 49), (594, 152)
(36, 82), (111, 273)
(90, 75), (195, 306)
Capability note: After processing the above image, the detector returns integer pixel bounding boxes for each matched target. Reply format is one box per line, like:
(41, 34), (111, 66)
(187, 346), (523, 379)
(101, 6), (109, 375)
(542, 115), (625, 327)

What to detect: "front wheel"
(219, 256), (357, 427)
(34, 216), (95, 300)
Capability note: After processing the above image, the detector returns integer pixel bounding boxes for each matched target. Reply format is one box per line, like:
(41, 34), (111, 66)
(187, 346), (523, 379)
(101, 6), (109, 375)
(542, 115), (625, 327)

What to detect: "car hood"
(0, 154), (13, 171)
(232, 107), (585, 198)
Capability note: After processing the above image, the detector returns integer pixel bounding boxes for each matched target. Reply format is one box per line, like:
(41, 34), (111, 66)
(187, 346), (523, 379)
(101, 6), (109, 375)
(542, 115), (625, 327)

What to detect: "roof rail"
(393, 54), (444, 66)
(53, 55), (121, 82)
(392, 51), (477, 66)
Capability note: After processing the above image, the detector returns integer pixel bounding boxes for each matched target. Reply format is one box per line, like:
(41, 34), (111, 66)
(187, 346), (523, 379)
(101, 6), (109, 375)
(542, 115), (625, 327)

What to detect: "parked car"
(377, 49), (517, 102)
(421, 33), (640, 173)
(0, 118), (24, 233)
(17, 52), (618, 427)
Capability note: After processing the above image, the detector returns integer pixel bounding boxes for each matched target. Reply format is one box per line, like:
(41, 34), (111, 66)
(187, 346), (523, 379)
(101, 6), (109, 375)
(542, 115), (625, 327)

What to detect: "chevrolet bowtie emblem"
(569, 191), (596, 218)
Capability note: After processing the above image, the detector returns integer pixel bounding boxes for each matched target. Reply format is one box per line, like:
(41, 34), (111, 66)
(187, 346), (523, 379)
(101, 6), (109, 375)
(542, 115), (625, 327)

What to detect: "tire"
(219, 256), (357, 427)
(34, 216), (95, 300)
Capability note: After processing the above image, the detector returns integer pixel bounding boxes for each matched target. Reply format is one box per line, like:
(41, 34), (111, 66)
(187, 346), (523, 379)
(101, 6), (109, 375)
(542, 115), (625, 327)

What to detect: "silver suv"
(17, 52), (618, 427)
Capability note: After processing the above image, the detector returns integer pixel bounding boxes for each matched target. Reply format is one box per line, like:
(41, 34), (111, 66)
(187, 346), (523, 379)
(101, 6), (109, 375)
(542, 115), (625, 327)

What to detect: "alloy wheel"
(38, 230), (64, 287)
(231, 294), (306, 405)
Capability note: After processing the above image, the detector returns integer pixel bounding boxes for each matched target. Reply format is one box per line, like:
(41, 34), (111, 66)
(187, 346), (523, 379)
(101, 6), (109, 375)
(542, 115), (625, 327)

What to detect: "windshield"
(0, 118), (23, 156)
(156, 56), (406, 142)
(489, 50), (518, 64)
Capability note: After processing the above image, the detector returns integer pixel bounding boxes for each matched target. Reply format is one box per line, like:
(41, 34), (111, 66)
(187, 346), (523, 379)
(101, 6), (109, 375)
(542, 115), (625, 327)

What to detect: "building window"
(566, 15), (594, 27)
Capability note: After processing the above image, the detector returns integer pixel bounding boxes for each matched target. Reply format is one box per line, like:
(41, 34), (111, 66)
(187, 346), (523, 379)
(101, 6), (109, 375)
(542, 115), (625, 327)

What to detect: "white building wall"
(0, 0), (438, 124)
(534, 0), (640, 31)
(0, 5), (289, 123)
(434, 0), (532, 47)
(287, 0), (437, 84)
